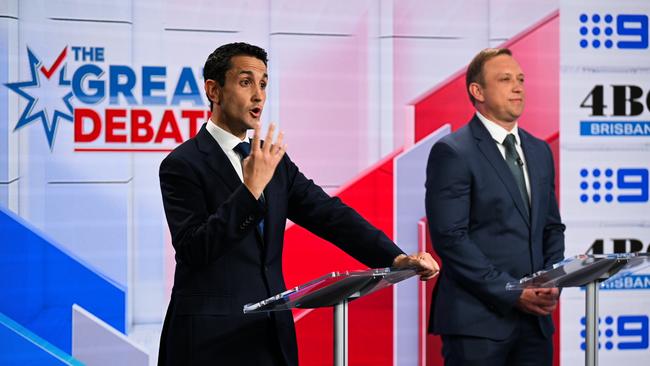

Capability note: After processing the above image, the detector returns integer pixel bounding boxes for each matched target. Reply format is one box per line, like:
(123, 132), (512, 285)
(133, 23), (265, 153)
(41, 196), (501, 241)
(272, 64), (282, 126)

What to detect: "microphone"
(516, 157), (524, 166)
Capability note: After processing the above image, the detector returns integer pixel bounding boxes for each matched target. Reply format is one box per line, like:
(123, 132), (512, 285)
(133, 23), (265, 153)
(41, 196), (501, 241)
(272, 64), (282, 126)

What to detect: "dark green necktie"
(502, 134), (529, 214)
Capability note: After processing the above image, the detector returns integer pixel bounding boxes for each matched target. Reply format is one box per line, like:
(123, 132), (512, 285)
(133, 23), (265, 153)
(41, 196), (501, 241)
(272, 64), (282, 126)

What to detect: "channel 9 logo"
(579, 315), (649, 351)
(578, 13), (649, 49)
(579, 168), (649, 203)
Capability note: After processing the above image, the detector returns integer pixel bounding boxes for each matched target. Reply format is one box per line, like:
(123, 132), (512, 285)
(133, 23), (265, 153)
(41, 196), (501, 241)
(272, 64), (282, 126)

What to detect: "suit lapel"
(196, 125), (242, 194)
(470, 117), (530, 227)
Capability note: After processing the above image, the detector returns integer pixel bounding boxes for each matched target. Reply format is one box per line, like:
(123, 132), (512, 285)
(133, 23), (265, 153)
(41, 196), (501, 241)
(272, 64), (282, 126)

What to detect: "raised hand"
(242, 123), (287, 199)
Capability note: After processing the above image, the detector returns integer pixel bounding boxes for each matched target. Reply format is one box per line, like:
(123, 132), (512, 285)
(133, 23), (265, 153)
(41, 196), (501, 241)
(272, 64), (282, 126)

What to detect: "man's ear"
(469, 82), (485, 103)
(205, 79), (222, 106)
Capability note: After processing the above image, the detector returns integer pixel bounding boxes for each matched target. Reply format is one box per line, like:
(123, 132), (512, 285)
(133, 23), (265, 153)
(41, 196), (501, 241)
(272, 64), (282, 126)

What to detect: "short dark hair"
(203, 42), (268, 109)
(465, 48), (512, 105)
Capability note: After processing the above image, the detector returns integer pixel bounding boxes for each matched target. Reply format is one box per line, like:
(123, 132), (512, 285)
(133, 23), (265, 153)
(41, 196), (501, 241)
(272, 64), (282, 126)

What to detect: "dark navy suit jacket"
(426, 115), (565, 340)
(158, 124), (403, 365)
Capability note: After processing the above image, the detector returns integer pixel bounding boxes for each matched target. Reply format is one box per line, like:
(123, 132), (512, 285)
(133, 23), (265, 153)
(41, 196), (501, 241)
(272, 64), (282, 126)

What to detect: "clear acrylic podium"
(244, 267), (417, 366)
(506, 253), (650, 366)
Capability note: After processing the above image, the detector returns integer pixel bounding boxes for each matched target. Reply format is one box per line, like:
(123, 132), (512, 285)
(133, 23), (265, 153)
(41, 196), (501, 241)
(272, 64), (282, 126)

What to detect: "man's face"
(473, 54), (525, 126)
(208, 55), (267, 137)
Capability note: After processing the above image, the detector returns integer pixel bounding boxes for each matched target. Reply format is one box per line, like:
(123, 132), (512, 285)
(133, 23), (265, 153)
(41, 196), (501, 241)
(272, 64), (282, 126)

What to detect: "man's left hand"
(392, 252), (440, 281)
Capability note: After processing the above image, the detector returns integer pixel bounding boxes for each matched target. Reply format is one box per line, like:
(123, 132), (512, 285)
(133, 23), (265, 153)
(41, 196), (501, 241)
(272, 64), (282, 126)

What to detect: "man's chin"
(508, 110), (524, 121)
(244, 120), (260, 130)
(235, 117), (258, 130)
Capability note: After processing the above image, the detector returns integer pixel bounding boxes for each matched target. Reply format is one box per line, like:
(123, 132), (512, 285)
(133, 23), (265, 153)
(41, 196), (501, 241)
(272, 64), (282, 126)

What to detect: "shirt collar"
(475, 111), (521, 146)
(205, 119), (250, 152)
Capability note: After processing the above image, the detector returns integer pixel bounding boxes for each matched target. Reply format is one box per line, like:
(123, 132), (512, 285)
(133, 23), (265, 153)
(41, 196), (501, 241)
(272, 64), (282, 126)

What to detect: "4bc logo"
(580, 85), (650, 117)
(589, 238), (650, 255)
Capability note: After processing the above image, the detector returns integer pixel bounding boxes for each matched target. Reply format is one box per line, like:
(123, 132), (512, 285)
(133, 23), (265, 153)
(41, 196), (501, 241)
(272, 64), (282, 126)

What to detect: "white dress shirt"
(205, 120), (250, 182)
(475, 111), (531, 201)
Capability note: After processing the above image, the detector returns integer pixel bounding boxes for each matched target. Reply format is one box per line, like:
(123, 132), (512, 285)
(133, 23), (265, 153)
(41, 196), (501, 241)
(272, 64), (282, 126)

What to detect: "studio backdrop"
(1, 1), (649, 365)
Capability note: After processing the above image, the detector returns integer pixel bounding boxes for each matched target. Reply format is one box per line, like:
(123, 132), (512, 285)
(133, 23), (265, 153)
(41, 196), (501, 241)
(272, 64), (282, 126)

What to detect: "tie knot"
(503, 134), (517, 148)
(234, 141), (251, 158)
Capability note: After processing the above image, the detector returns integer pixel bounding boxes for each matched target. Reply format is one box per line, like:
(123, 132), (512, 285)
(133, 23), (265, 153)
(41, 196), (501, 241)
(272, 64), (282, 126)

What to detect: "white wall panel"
(44, 182), (130, 287)
(45, 0), (132, 22)
(489, 0), (558, 43)
(1, 1), (20, 214)
(393, 0), (487, 38)
(0, 13), (19, 203)
(164, 0), (268, 35)
(0, 0), (18, 17)
(72, 305), (149, 366)
(270, 0), (372, 35)
(272, 34), (369, 190)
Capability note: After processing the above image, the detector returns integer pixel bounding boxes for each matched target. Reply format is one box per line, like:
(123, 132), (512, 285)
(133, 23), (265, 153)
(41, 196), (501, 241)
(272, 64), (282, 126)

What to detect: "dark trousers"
(441, 314), (553, 366)
(159, 314), (287, 366)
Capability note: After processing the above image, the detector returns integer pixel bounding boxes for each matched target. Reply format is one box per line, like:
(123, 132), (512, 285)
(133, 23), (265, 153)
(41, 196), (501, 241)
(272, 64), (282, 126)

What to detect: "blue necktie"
(233, 142), (265, 235)
(502, 134), (530, 214)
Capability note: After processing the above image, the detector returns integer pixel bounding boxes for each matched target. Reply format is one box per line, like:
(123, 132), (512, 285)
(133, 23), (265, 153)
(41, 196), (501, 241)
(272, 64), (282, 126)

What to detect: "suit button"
(264, 266), (269, 272)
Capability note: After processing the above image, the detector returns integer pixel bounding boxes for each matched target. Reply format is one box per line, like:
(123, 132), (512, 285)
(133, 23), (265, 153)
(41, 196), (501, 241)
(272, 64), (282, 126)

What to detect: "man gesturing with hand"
(158, 42), (438, 366)
(241, 123), (286, 200)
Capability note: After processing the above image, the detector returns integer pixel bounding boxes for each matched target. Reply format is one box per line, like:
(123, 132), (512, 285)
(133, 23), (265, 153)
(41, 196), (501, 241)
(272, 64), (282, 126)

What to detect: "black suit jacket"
(425, 115), (565, 340)
(158, 124), (403, 365)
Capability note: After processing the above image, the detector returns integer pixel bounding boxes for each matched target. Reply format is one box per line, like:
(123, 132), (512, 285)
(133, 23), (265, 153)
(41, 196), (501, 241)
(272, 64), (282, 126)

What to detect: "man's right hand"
(242, 123), (287, 199)
(516, 288), (560, 316)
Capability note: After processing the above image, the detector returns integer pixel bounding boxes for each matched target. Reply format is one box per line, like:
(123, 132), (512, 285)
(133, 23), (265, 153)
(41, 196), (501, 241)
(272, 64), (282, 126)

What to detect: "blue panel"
(0, 312), (83, 366)
(0, 209), (45, 324)
(0, 207), (125, 354)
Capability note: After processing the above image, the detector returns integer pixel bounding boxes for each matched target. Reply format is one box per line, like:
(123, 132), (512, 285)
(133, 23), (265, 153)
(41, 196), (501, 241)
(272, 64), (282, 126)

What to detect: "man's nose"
(252, 86), (264, 101)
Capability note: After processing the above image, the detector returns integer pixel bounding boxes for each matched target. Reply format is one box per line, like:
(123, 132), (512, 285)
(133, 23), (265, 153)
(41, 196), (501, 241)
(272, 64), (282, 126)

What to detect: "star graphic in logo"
(4, 46), (74, 150)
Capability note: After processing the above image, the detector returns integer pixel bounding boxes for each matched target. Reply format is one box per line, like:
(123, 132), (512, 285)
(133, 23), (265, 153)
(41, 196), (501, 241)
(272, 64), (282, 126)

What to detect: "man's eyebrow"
(497, 72), (524, 77)
(238, 70), (268, 79)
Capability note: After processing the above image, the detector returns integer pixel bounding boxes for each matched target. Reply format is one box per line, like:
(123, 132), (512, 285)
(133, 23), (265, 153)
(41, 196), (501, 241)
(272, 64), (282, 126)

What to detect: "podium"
(506, 253), (650, 366)
(244, 267), (417, 366)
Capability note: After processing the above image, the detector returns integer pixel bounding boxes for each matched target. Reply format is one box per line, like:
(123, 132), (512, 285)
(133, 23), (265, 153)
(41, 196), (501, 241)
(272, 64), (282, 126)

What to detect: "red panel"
(414, 73), (476, 142)
(283, 153), (399, 366)
(294, 307), (333, 366)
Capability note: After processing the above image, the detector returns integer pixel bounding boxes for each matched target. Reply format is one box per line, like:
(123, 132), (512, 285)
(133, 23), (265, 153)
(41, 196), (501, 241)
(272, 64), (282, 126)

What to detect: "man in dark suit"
(158, 42), (438, 366)
(425, 48), (565, 366)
